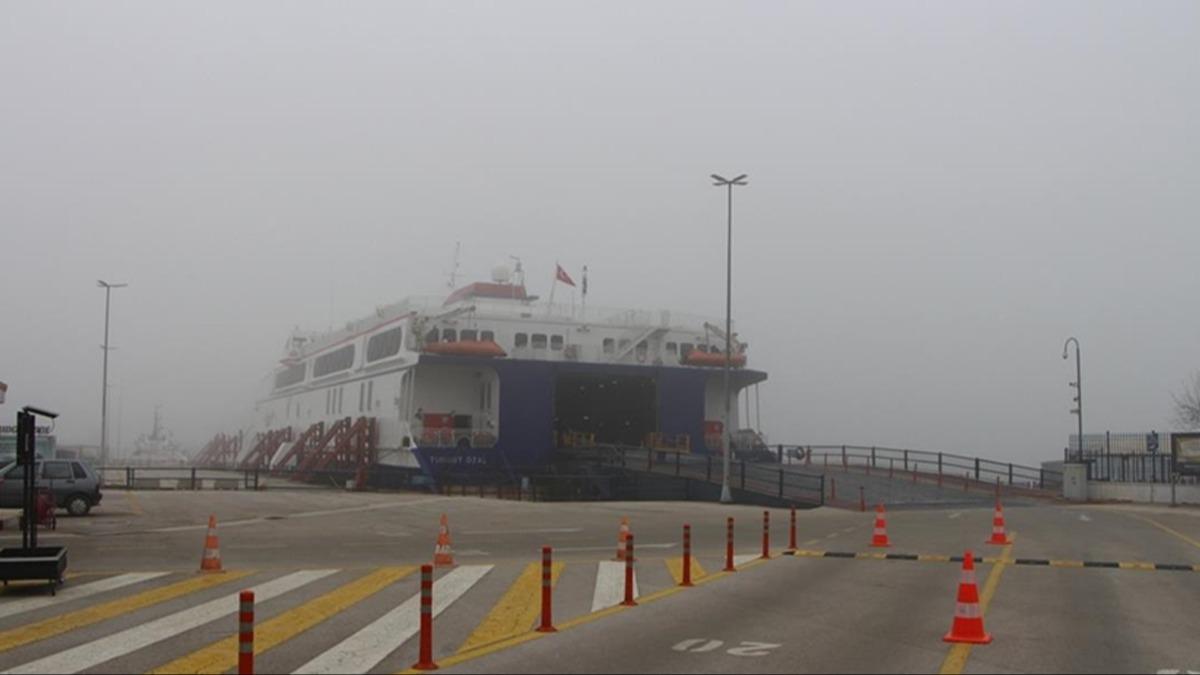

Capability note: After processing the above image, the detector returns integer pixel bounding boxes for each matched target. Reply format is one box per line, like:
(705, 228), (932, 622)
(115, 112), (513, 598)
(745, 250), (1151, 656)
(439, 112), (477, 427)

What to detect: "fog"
(2, 2), (1197, 467)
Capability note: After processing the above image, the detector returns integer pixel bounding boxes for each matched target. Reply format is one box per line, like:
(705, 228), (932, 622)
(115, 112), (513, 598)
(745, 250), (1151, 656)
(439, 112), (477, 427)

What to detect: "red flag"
(555, 264), (576, 287)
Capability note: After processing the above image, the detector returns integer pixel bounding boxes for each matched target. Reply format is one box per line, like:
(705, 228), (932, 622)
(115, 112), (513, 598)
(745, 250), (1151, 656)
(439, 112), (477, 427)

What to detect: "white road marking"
(727, 641), (782, 657)
(840, 527), (855, 533)
(147, 498), (454, 533)
(0, 572), (168, 620)
(803, 539), (821, 546)
(293, 565), (492, 675)
(462, 528), (583, 535)
(556, 543), (676, 553)
(591, 561), (638, 612)
(5, 569), (338, 674)
(1080, 513), (1092, 522)
(826, 532), (840, 539)
(674, 639), (724, 653)
(948, 512), (962, 520)
(733, 554), (759, 567)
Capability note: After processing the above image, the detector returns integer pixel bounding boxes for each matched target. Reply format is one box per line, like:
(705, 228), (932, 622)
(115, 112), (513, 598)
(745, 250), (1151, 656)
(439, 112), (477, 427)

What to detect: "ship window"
(314, 345), (355, 378)
(442, 328), (457, 342)
(367, 326), (403, 362)
(460, 329), (478, 342)
(636, 341), (648, 358)
(551, 335), (564, 351)
(425, 328), (439, 343)
(666, 342), (678, 354)
(681, 343), (694, 356)
(532, 334), (548, 350)
(515, 333), (528, 348)
(274, 363), (306, 390)
(481, 330), (495, 342)
(603, 338), (615, 354)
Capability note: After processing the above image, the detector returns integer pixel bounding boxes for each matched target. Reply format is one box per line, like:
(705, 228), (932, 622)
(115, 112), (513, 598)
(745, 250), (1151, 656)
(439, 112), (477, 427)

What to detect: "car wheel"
(66, 495), (91, 517)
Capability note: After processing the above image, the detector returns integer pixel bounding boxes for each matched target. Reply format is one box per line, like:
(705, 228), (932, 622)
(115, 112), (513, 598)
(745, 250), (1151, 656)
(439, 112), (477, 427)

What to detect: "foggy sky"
(2, 1), (1197, 466)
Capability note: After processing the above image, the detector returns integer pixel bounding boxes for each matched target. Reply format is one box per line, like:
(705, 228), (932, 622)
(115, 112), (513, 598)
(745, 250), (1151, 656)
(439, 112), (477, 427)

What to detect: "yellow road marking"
(457, 562), (564, 654)
(919, 554), (951, 563)
(0, 571), (251, 653)
(1132, 514), (1200, 552)
(400, 555), (773, 673)
(148, 566), (414, 674)
(125, 491), (145, 516)
(855, 552), (887, 560)
(1050, 560), (1084, 568)
(939, 534), (1017, 675)
(664, 556), (708, 585)
(1118, 561), (1155, 571)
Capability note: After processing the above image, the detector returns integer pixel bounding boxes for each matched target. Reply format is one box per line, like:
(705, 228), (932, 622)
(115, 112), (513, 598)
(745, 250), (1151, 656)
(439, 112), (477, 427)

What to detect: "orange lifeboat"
(682, 350), (746, 368)
(422, 340), (507, 358)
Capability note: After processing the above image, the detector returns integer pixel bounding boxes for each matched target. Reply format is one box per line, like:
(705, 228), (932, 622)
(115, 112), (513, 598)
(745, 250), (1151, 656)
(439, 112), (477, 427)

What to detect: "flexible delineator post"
(412, 565), (437, 670)
(238, 591), (254, 675)
(761, 510), (770, 559)
(724, 517), (736, 572)
(621, 534), (637, 606)
(681, 525), (693, 587)
(537, 546), (556, 632)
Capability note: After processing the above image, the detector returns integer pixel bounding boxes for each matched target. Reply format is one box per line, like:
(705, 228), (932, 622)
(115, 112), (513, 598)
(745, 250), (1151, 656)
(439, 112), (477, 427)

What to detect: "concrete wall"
(1087, 481), (1200, 506)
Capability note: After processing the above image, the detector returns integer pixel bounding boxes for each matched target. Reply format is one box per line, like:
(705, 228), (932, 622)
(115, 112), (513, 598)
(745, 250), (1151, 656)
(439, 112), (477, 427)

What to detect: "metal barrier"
(97, 466), (365, 491)
(793, 445), (1062, 494)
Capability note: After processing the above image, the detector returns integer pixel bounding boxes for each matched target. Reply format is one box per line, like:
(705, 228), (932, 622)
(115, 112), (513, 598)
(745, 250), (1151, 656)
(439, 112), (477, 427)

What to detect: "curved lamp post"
(1062, 337), (1083, 462)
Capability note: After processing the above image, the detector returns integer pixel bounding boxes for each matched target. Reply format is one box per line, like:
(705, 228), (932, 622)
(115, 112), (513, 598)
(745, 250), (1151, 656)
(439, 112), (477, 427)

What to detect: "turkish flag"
(555, 264), (576, 287)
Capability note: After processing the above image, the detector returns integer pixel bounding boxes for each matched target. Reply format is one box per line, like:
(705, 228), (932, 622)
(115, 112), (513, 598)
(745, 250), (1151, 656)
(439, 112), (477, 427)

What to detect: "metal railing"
(569, 445), (825, 506)
(98, 466), (364, 491)
(789, 445), (1061, 494)
(1075, 452), (1194, 485)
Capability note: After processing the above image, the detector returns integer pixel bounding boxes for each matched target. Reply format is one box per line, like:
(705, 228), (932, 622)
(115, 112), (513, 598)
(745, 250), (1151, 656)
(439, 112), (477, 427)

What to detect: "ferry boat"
(232, 263), (768, 483)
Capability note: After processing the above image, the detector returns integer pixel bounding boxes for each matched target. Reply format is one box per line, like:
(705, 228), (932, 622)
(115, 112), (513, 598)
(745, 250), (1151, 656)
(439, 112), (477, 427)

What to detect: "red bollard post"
(859, 486), (866, 512)
(412, 564), (438, 670)
(621, 534), (637, 606)
(724, 517), (736, 572)
(681, 525), (694, 587)
(238, 591), (254, 675)
(537, 546), (556, 632)
(789, 507), (797, 551)
(761, 510), (770, 559)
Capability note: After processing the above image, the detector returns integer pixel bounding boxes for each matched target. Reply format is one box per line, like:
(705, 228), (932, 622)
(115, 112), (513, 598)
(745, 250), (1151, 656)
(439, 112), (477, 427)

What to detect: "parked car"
(0, 460), (103, 516)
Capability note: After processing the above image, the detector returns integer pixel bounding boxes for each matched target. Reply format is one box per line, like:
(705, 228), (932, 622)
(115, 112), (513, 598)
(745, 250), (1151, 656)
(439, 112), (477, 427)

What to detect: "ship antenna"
(448, 242), (462, 289)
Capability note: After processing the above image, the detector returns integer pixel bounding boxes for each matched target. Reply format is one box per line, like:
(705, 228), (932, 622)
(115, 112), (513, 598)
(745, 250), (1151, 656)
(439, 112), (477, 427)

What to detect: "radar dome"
(491, 265), (513, 283)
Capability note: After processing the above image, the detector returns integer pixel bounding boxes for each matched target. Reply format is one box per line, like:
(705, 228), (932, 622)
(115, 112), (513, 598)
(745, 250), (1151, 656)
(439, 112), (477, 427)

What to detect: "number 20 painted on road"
(672, 639), (781, 657)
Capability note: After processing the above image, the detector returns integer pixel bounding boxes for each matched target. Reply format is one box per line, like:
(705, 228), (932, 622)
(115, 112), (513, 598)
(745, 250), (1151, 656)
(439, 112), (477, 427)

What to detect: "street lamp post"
(98, 280), (128, 466)
(1062, 337), (1083, 462)
(712, 173), (748, 504)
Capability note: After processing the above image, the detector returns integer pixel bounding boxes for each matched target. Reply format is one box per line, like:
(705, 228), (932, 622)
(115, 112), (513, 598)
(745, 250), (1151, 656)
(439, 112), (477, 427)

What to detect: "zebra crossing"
(0, 552), (766, 674)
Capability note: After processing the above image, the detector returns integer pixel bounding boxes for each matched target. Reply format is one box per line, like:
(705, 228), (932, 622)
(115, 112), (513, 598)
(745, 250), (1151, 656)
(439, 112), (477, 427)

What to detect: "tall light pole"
(712, 173), (748, 504)
(1062, 337), (1083, 462)
(98, 280), (128, 466)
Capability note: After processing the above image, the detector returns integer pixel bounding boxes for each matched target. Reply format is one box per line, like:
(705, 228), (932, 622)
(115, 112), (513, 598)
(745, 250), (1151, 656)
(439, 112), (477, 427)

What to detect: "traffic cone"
(943, 550), (992, 644)
(433, 513), (455, 567)
(200, 515), (222, 572)
(870, 503), (891, 548)
(615, 517), (633, 561)
(986, 500), (1011, 545)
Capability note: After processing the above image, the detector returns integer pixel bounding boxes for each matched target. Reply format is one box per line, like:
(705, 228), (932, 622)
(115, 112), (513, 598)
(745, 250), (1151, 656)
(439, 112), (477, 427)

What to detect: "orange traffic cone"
(944, 550), (992, 644)
(200, 515), (222, 572)
(433, 513), (455, 567)
(870, 503), (891, 548)
(615, 517), (633, 561)
(986, 500), (1011, 545)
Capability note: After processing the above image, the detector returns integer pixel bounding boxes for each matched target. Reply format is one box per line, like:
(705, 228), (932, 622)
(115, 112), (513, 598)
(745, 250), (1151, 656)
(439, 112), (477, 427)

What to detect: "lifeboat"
(682, 350), (746, 368)
(422, 340), (507, 358)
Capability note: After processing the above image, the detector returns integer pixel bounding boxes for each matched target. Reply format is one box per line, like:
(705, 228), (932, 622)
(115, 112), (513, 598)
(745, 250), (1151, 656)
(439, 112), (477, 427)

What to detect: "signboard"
(1171, 433), (1200, 477)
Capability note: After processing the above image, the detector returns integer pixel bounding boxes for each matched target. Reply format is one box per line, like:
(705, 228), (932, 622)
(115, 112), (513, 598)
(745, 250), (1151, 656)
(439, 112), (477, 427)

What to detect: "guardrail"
(570, 445), (826, 506)
(97, 466), (359, 491)
(791, 445), (1061, 494)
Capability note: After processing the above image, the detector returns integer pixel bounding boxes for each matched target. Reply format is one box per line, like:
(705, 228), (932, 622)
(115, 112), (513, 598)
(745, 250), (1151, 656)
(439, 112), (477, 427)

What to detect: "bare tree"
(1172, 371), (1200, 430)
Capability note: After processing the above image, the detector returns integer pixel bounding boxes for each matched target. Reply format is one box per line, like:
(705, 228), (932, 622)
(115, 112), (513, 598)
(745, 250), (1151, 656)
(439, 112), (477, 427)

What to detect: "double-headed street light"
(98, 280), (128, 466)
(712, 173), (748, 504)
(1062, 337), (1083, 462)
